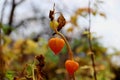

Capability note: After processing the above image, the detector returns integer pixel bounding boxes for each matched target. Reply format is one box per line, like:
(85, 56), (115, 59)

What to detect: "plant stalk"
(88, 0), (97, 80)
(54, 27), (75, 80)
(57, 32), (73, 60)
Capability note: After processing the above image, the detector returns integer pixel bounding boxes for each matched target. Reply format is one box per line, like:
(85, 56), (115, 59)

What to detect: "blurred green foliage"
(1, 34), (119, 80)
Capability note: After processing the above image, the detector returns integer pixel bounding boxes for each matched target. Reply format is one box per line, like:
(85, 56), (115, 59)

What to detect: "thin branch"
(57, 32), (73, 60)
(16, 0), (25, 5)
(14, 17), (41, 28)
(30, 2), (40, 14)
(0, 0), (7, 23)
(8, 0), (16, 26)
(8, 0), (26, 26)
(88, 0), (97, 80)
(7, 0), (26, 35)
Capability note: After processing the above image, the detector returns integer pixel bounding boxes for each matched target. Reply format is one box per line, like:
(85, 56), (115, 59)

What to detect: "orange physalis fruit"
(48, 37), (65, 55)
(65, 60), (79, 75)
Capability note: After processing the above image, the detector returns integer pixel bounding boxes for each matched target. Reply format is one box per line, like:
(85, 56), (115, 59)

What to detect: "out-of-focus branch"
(88, 0), (97, 80)
(7, 0), (25, 35)
(0, 0), (7, 23)
(15, 17), (41, 28)
(8, 0), (16, 26)
(16, 0), (25, 5)
(8, 0), (26, 26)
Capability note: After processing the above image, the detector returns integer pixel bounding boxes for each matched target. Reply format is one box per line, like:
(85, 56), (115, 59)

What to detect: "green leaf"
(26, 65), (33, 76)
(2, 24), (14, 34)
(5, 70), (15, 80)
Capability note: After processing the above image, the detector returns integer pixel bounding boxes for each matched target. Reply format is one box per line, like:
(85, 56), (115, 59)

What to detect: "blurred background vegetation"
(0, 0), (120, 80)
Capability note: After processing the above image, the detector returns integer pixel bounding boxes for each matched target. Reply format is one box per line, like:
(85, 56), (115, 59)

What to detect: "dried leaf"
(81, 30), (89, 37)
(57, 13), (66, 31)
(83, 31), (89, 35)
(99, 12), (106, 18)
(49, 10), (54, 21)
(67, 27), (73, 32)
(76, 8), (94, 15)
(70, 15), (78, 26)
(49, 3), (55, 21)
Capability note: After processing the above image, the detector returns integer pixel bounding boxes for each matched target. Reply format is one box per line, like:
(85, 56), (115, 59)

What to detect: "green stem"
(53, 25), (74, 60)
(57, 32), (73, 60)
(54, 28), (75, 79)
(32, 67), (35, 80)
(52, 8), (75, 79)
(31, 60), (36, 80)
